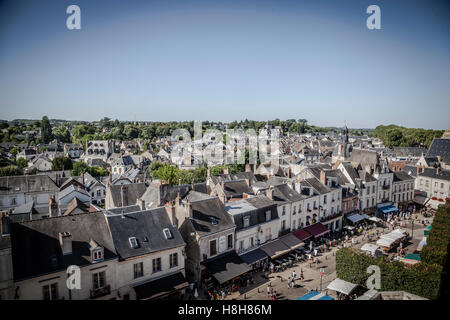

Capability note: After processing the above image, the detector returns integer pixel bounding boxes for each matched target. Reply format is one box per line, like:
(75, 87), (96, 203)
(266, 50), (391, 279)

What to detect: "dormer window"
(243, 216), (250, 228)
(129, 237), (139, 249)
(89, 239), (104, 263)
(93, 249), (103, 262)
(265, 210), (271, 222)
(163, 228), (173, 239)
(210, 217), (218, 225)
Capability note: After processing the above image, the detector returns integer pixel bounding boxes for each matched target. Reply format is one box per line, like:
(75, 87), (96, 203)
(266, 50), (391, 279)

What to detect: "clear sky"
(0, 0), (449, 129)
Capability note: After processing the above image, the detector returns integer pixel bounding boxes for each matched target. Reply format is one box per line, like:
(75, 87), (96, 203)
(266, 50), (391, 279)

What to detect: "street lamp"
(319, 268), (324, 292)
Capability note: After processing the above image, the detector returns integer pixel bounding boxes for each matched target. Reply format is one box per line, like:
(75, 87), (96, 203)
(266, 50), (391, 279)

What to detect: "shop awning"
(239, 248), (268, 266)
(260, 239), (291, 259)
(360, 243), (380, 255)
(133, 272), (189, 300)
(347, 214), (366, 224)
(304, 222), (330, 237)
(202, 251), (251, 285)
(368, 217), (382, 223)
(326, 278), (358, 296)
(293, 229), (312, 241)
(414, 195), (430, 206)
(280, 233), (305, 250)
(378, 205), (398, 214)
(416, 237), (427, 252)
(296, 290), (334, 300)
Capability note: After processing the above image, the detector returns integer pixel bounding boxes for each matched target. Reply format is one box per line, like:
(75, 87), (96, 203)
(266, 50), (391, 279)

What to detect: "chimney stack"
(165, 201), (178, 227)
(436, 166), (441, 175)
(49, 195), (58, 217)
(245, 163), (251, 172)
(59, 232), (72, 255)
(138, 198), (146, 210)
(320, 170), (327, 185)
(120, 185), (126, 207)
(185, 200), (193, 219)
(266, 187), (274, 200)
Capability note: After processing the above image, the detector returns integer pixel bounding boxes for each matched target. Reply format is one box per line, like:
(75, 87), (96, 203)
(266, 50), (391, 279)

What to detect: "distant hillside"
(371, 124), (443, 148)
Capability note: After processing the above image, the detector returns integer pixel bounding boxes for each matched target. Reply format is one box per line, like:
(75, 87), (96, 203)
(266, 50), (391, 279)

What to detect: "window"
(93, 271), (105, 290)
(210, 239), (217, 256)
(42, 283), (58, 300)
(372, 186), (375, 194)
(324, 195), (327, 204)
(97, 190), (102, 197)
(281, 220), (286, 231)
(298, 205), (301, 213)
(11, 197), (16, 206)
(170, 253), (178, 268)
(227, 234), (233, 249)
(163, 228), (173, 239)
(265, 210), (271, 222)
(129, 237), (139, 249)
(239, 240), (244, 251)
(210, 217), (218, 225)
(152, 258), (161, 273)
(282, 206), (286, 216)
(243, 216), (250, 228)
(250, 237), (254, 247)
(293, 206), (296, 215)
(134, 262), (144, 278)
(265, 228), (271, 241)
(93, 250), (103, 261)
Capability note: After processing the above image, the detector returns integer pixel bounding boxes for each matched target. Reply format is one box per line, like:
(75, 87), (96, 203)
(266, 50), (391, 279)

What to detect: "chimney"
(338, 144), (343, 156)
(320, 170), (327, 185)
(165, 201), (178, 227)
(436, 166), (441, 175)
(59, 232), (72, 255)
(49, 195), (58, 217)
(266, 187), (274, 200)
(1, 212), (10, 236)
(207, 167), (211, 179)
(138, 198), (146, 210)
(185, 200), (193, 219)
(245, 163), (251, 172)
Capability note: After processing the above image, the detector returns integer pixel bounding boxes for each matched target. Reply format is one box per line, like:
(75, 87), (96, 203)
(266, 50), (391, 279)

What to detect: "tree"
(16, 157), (27, 168)
(152, 164), (180, 184)
(40, 116), (53, 144)
(53, 126), (71, 143)
(0, 166), (23, 176)
(52, 156), (73, 171)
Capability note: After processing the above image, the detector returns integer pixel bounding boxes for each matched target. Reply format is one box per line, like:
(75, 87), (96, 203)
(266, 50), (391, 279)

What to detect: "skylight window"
(129, 237), (139, 249)
(210, 217), (218, 225)
(163, 228), (173, 239)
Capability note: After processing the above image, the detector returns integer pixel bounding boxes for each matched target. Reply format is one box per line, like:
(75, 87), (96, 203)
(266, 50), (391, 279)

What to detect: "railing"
(90, 285), (111, 299)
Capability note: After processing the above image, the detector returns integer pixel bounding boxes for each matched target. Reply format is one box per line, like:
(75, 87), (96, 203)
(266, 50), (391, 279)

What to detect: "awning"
(280, 233), (305, 250)
(360, 243), (380, 255)
(133, 272), (189, 300)
(326, 278), (358, 296)
(239, 248), (268, 266)
(347, 214), (366, 224)
(368, 217), (382, 223)
(414, 195), (430, 206)
(294, 229), (312, 241)
(202, 251), (251, 285)
(297, 290), (334, 300)
(304, 222), (330, 237)
(260, 238), (291, 259)
(416, 237), (427, 251)
(378, 205), (398, 214)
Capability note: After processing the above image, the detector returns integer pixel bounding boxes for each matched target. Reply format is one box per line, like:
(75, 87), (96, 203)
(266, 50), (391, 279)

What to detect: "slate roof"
(418, 168), (450, 181)
(426, 138), (450, 164)
(0, 175), (59, 195)
(393, 171), (414, 182)
(403, 165), (418, 177)
(106, 207), (185, 260)
(10, 212), (116, 281)
(272, 184), (305, 202)
(222, 180), (254, 198)
(392, 147), (427, 158)
(349, 149), (379, 167)
(185, 197), (235, 237)
(225, 195), (278, 231)
(304, 177), (330, 195)
(107, 182), (147, 207)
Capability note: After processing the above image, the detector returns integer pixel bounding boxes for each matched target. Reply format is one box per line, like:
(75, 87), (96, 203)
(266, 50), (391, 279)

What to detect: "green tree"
(52, 156), (73, 171)
(40, 116), (53, 144)
(16, 157), (27, 168)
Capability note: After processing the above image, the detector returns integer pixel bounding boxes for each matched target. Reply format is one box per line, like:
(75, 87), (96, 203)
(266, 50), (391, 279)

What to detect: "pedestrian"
(314, 248), (318, 256)
(300, 269), (304, 280)
(292, 270), (296, 280)
(287, 277), (291, 288)
(267, 285), (270, 297)
(221, 291), (226, 300)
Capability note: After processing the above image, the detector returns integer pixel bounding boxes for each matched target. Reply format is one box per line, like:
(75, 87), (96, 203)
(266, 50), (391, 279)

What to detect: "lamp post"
(411, 219), (414, 239)
(319, 268), (324, 292)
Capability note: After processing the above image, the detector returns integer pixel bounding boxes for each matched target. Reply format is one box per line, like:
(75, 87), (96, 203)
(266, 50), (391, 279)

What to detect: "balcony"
(90, 285), (111, 299)
(382, 184), (390, 190)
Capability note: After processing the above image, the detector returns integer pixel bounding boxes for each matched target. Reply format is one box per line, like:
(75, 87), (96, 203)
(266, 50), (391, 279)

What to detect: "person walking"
(300, 269), (304, 280)
(287, 277), (291, 289)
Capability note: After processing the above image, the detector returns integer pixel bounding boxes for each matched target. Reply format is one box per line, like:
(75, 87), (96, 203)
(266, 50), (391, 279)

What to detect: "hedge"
(336, 204), (450, 300)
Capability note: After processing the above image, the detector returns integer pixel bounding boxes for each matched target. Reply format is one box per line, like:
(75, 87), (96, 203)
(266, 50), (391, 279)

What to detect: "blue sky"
(0, 0), (449, 129)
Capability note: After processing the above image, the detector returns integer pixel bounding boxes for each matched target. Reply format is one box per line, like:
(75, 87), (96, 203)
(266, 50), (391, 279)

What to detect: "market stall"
(296, 290), (334, 300)
(326, 278), (359, 297)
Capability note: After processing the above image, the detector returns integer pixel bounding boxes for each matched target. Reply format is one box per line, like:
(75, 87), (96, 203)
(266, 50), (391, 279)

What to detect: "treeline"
(147, 162), (245, 185)
(371, 125), (443, 148)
